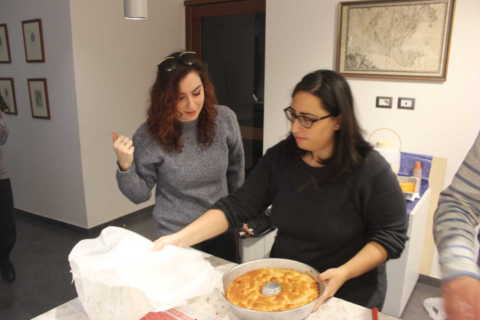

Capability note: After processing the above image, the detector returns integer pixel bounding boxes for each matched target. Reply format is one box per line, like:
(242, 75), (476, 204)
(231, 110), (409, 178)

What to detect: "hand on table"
(442, 276), (480, 320)
(112, 131), (134, 171)
(313, 266), (349, 311)
(152, 233), (187, 251)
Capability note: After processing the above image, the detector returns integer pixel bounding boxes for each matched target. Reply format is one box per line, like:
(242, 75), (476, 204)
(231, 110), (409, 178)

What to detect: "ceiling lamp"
(123, 0), (148, 20)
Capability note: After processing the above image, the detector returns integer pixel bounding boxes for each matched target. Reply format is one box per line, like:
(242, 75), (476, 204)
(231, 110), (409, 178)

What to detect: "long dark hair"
(147, 51), (217, 152)
(292, 70), (372, 179)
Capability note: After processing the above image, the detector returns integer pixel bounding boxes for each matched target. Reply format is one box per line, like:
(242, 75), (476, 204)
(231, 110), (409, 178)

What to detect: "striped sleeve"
(434, 132), (480, 280)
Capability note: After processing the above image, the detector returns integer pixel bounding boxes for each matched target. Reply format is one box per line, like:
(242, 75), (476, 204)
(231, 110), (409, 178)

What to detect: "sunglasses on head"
(158, 51), (198, 72)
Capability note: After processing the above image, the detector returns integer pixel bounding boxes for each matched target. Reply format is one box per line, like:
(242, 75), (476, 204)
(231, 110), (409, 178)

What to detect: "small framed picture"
(28, 78), (50, 119)
(22, 19), (45, 63)
(0, 24), (12, 63)
(0, 78), (17, 115)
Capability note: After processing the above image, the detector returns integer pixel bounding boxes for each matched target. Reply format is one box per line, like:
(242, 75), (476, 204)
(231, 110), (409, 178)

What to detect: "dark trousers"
(193, 230), (240, 263)
(0, 178), (15, 264)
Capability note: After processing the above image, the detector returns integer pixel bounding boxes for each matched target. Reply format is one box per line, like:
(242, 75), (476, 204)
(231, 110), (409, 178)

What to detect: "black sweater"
(213, 137), (408, 308)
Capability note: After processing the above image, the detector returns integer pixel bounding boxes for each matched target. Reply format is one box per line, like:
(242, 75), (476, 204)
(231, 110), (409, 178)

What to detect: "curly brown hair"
(147, 52), (218, 152)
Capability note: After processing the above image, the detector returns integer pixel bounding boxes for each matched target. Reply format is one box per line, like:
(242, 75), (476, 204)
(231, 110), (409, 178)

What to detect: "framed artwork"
(0, 24), (12, 63)
(22, 19), (45, 63)
(0, 78), (17, 115)
(28, 78), (50, 119)
(336, 0), (456, 81)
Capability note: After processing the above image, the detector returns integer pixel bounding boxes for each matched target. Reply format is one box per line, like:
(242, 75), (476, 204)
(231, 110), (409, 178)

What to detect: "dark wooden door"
(185, 0), (266, 175)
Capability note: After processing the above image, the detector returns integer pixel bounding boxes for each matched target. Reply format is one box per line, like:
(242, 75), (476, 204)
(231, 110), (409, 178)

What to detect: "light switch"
(376, 96), (392, 108)
(398, 97), (415, 110)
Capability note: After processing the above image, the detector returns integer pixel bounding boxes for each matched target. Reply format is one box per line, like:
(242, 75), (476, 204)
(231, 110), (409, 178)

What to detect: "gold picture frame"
(0, 24), (12, 63)
(22, 19), (46, 63)
(336, 0), (456, 81)
(28, 78), (51, 119)
(0, 78), (17, 115)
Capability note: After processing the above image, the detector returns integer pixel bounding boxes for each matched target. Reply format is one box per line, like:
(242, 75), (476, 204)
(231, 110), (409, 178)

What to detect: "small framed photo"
(28, 78), (50, 119)
(0, 78), (17, 115)
(0, 24), (12, 63)
(22, 19), (45, 63)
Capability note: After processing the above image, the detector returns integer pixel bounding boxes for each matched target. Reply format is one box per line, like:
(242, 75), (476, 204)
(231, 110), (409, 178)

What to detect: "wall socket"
(398, 97), (415, 110)
(376, 96), (392, 108)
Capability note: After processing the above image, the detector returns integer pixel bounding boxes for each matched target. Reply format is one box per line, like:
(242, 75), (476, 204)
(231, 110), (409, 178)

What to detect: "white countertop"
(32, 256), (400, 320)
(32, 295), (399, 320)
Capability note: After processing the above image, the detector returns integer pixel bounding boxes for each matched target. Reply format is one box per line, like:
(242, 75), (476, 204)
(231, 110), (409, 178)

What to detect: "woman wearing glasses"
(113, 51), (245, 261)
(153, 70), (407, 309)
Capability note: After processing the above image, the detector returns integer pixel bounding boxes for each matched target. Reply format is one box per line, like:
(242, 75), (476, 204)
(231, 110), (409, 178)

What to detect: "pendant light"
(123, 0), (148, 20)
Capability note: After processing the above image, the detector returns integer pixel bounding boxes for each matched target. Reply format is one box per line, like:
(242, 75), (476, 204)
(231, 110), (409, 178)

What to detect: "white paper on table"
(68, 226), (222, 320)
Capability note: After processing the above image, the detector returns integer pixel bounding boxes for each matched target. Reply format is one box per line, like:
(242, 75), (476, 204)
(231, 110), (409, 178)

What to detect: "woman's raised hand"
(112, 132), (134, 171)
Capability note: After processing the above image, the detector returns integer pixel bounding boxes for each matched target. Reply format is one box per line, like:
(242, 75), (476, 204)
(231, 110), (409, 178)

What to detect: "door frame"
(184, 0), (266, 58)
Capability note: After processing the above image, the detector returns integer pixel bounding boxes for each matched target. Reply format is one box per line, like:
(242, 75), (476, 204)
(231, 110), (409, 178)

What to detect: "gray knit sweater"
(116, 105), (245, 236)
(0, 111), (8, 180)
(434, 132), (480, 280)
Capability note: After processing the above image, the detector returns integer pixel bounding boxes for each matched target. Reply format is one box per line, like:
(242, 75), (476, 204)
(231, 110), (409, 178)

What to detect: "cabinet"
(383, 189), (431, 317)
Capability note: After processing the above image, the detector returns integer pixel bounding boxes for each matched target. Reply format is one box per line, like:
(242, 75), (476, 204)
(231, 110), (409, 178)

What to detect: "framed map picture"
(28, 78), (50, 119)
(0, 24), (12, 63)
(0, 78), (17, 115)
(22, 19), (45, 63)
(336, 0), (456, 81)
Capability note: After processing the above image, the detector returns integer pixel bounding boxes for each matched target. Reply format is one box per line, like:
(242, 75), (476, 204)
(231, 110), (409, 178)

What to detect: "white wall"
(0, 0), (87, 226)
(265, 0), (480, 186)
(70, 0), (185, 227)
(1, 0), (185, 228)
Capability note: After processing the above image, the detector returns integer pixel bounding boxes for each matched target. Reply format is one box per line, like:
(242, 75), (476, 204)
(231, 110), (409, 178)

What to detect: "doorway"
(185, 0), (266, 174)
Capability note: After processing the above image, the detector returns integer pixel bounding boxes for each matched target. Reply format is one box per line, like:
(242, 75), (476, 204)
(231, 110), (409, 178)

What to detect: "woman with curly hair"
(113, 51), (245, 261)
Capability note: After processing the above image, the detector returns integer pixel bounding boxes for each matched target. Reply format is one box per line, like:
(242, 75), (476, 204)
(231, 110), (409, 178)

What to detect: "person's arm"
(225, 108), (245, 192)
(433, 132), (480, 320)
(213, 144), (275, 230)
(316, 242), (388, 307)
(434, 132), (480, 280)
(154, 143), (277, 249)
(115, 131), (158, 204)
(153, 209), (230, 249)
(0, 111), (8, 146)
(317, 163), (408, 306)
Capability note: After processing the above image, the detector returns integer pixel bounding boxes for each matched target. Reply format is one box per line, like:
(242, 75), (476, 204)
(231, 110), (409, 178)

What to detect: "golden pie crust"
(226, 268), (320, 311)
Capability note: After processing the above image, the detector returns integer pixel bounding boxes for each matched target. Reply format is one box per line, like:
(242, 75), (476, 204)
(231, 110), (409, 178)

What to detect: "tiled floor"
(402, 281), (441, 320)
(0, 209), (441, 320)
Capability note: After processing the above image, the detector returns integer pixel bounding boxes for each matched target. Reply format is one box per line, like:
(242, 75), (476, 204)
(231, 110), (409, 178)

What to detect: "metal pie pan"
(222, 258), (326, 320)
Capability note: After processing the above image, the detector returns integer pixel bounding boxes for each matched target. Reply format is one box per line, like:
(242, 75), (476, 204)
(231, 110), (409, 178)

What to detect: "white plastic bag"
(423, 297), (446, 320)
(68, 226), (222, 320)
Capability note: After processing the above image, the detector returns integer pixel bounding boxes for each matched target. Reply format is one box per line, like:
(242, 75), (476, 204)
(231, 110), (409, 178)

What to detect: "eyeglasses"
(158, 51), (198, 72)
(283, 106), (332, 129)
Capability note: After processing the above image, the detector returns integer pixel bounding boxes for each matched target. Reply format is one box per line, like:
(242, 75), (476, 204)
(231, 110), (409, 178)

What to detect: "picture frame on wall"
(22, 19), (45, 63)
(336, 0), (456, 81)
(28, 78), (50, 119)
(0, 78), (17, 115)
(0, 24), (12, 63)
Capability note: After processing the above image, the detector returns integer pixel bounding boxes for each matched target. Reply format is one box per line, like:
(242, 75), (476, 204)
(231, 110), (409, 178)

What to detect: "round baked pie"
(226, 268), (320, 311)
